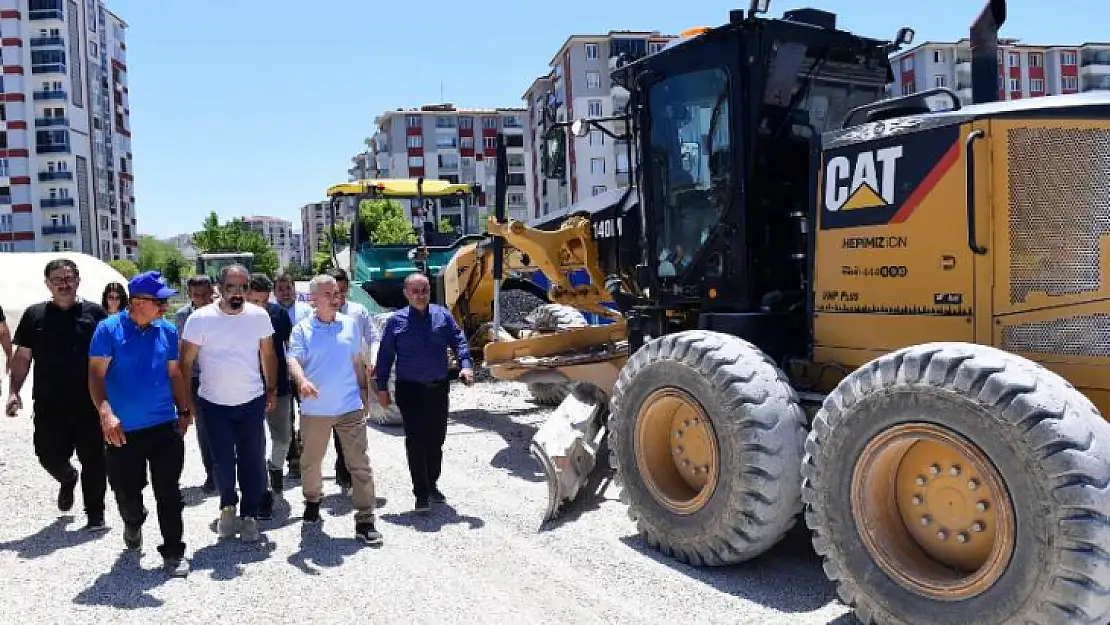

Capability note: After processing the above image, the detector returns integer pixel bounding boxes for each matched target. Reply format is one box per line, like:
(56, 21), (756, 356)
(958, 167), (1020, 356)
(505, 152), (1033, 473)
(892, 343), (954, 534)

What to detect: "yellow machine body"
(809, 100), (1110, 415)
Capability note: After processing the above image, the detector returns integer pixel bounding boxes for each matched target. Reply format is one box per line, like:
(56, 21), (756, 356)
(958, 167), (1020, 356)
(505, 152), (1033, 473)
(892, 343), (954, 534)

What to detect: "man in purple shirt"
(375, 273), (473, 513)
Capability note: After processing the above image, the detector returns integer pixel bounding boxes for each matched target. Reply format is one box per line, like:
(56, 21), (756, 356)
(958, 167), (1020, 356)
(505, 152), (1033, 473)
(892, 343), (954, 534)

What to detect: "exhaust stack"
(970, 0), (1007, 104)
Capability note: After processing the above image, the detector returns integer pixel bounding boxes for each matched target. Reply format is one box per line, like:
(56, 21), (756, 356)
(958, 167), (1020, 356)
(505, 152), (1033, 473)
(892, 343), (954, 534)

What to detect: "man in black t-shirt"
(5, 259), (109, 531)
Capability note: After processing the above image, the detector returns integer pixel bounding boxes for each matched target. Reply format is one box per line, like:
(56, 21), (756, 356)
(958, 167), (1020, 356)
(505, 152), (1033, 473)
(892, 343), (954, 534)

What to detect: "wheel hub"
(851, 424), (1015, 601)
(634, 389), (719, 515)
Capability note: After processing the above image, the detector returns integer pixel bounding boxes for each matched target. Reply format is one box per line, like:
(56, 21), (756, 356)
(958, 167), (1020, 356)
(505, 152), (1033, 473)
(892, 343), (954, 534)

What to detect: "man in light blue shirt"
(287, 273), (382, 546)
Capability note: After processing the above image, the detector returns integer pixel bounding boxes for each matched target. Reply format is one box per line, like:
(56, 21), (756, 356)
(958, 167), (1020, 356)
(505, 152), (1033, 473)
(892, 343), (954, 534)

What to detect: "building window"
(933, 50), (945, 63)
(901, 56), (914, 71)
(1063, 76), (1078, 91)
(586, 71), (601, 89)
(0, 158), (8, 177)
(406, 115), (421, 127)
(1030, 78), (1045, 92)
(1008, 51), (1020, 66)
(587, 99), (603, 117)
(1061, 51), (1077, 66)
(901, 82), (915, 96)
(408, 156), (424, 168)
(589, 130), (604, 146)
(458, 117), (473, 129)
(1009, 78), (1020, 92)
(483, 136), (496, 149)
(460, 136), (474, 149)
(590, 157), (605, 174)
(1029, 53), (1043, 68)
(482, 117), (498, 129)
(934, 75), (947, 88)
(592, 185), (607, 196)
(406, 135), (422, 149)
(585, 43), (598, 60)
(648, 42), (666, 54)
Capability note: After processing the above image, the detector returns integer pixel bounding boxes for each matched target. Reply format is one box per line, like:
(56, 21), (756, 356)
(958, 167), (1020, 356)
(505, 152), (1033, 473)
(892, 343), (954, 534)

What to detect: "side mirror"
(541, 126), (567, 180)
(748, 0), (770, 15)
(570, 118), (591, 138)
(896, 27), (915, 46)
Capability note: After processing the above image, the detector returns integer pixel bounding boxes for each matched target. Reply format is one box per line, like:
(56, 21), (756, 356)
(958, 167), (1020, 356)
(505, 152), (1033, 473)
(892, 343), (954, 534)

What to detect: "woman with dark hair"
(101, 282), (129, 314)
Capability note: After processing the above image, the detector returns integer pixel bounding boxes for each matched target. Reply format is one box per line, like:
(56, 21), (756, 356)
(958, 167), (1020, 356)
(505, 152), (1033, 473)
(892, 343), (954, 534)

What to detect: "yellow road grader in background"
(400, 0), (1110, 622)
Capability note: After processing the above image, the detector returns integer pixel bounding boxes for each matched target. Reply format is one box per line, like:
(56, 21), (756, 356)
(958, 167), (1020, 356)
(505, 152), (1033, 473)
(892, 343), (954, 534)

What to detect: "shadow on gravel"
(450, 407), (547, 483)
(181, 485), (215, 507)
(617, 522), (841, 614)
(286, 522), (367, 575)
(187, 535), (278, 580)
(367, 421), (406, 437)
(73, 551), (169, 609)
(381, 503), (485, 533)
(0, 516), (105, 559)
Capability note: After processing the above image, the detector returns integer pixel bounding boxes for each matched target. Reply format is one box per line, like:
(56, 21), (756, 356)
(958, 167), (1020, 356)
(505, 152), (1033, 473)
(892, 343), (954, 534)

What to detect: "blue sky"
(109, 0), (1097, 239)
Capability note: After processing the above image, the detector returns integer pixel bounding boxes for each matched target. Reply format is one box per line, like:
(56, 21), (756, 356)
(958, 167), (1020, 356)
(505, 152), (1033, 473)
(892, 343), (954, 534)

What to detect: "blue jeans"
(191, 378), (216, 487)
(198, 394), (267, 518)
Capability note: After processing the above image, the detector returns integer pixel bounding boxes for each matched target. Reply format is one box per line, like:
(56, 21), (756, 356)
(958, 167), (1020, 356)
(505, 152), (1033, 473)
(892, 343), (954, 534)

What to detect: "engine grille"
(1007, 126), (1110, 304)
(1001, 314), (1110, 358)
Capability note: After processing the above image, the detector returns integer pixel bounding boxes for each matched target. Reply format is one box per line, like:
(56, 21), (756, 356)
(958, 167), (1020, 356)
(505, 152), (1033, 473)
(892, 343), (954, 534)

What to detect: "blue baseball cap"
(128, 270), (178, 299)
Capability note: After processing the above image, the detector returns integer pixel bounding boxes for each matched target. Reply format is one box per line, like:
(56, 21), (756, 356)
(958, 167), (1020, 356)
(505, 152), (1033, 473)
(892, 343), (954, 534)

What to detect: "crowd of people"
(2, 258), (474, 578)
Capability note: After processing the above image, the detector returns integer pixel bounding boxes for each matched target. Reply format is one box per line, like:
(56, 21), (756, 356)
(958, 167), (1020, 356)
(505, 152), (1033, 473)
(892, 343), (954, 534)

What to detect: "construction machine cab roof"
(326, 178), (479, 199)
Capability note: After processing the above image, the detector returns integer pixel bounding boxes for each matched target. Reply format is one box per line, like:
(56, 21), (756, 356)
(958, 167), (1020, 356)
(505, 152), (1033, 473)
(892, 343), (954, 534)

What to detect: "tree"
(359, 199), (417, 245)
(136, 236), (192, 286)
(108, 259), (139, 279)
(437, 217), (454, 234)
(192, 211), (280, 278)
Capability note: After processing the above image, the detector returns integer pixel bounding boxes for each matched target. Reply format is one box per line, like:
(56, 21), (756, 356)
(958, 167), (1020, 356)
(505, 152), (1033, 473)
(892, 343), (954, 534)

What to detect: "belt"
(397, 378), (448, 388)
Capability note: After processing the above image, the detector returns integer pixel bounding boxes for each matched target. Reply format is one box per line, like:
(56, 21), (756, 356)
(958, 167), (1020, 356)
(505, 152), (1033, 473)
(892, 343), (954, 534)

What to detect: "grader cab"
(474, 0), (1110, 623)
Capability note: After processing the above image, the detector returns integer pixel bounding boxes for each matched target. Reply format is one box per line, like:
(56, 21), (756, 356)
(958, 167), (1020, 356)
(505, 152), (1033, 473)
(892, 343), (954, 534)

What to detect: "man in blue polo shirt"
(88, 271), (193, 578)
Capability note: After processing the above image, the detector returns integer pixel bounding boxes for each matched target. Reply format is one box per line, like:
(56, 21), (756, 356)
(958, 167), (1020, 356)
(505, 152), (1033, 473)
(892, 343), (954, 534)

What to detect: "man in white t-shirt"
(180, 264), (277, 543)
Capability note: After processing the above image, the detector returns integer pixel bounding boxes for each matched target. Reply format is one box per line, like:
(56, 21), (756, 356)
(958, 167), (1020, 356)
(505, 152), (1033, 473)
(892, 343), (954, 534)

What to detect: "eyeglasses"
(106, 294), (121, 300)
(133, 296), (168, 307)
(48, 277), (77, 287)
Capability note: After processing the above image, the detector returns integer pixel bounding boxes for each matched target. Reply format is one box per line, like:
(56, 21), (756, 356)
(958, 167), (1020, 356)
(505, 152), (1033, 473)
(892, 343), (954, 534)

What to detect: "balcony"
(38, 170), (72, 181)
(32, 89), (66, 101)
(36, 143), (70, 153)
(29, 36), (64, 47)
(31, 63), (66, 75)
(34, 117), (68, 128)
(0, 195), (11, 205)
(42, 224), (77, 236)
(29, 8), (64, 21)
(41, 197), (74, 208)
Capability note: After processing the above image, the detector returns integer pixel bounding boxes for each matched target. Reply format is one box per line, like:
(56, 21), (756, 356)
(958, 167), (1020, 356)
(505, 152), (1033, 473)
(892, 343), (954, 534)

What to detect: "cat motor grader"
(464, 0), (1110, 623)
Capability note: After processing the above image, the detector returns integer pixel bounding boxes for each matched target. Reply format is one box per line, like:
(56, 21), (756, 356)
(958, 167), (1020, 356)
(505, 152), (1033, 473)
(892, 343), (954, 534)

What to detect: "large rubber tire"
(525, 304), (588, 406)
(609, 330), (808, 565)
(802, 342), (1110, 625)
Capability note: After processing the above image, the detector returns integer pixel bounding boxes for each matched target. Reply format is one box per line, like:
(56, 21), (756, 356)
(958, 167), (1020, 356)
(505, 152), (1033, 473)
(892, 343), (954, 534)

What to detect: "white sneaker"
(240, 516), (260, 542)
(217, 505), (240, 539)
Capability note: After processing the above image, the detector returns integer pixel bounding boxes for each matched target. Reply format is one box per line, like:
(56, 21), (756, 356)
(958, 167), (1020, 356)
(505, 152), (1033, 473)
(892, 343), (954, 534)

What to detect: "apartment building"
(0, 0), (136, 260)
(370, 103), (528, 232)
(300, 199), (355, 263)
(523, 31), (675, 220)
(890, 39), (1110, 103)
(241, 215), (298, 270)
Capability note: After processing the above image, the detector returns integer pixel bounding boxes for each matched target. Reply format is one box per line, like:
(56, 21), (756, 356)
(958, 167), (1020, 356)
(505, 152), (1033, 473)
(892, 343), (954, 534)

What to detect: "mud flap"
(530, 385), (608, 522)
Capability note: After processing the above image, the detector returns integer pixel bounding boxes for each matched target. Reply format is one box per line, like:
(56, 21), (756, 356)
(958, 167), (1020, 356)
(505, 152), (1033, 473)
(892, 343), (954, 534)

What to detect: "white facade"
(523, 32), (674, 220)
(241, 215), (297, 270)
(0, 0), (136, 260)
(369, 104), (528, 233)
(300, 200), (354, 264)
(890, 39), (1110, 104)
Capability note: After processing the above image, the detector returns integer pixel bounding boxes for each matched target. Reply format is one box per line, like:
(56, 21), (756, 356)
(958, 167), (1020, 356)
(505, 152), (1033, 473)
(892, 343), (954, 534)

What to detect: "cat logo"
(824, 146), (903, 212)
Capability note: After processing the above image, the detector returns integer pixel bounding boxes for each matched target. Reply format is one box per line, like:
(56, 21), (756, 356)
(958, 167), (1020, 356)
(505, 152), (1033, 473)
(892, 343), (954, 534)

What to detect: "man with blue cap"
(88, 270), (194, 577)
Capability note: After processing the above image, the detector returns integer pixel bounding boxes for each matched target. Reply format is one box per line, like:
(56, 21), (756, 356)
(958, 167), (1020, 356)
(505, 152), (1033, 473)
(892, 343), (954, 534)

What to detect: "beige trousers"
(299, 409), (376, 523)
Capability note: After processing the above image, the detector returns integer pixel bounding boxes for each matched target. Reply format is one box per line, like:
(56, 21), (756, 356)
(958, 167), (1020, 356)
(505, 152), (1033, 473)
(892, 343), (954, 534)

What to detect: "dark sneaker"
(303, 501), (321, 524)
(415, 497), (430, 512)
(57, 476), (78, 512)
(82, 513), (108, 532)
(163, 557), (190, 578)
(123, 524), (142, 550)
(355, 522), (383, 546)
(259, 492), (274, 521)
(430, 488), (447, 503)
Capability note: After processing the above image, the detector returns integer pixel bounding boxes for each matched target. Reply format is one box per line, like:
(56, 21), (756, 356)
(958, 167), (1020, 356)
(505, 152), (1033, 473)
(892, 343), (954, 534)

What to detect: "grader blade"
(530, 385), (608, 522)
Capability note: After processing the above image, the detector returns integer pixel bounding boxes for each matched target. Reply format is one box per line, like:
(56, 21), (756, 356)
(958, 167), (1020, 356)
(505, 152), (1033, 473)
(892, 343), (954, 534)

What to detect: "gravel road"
(0, 374), (855, 624)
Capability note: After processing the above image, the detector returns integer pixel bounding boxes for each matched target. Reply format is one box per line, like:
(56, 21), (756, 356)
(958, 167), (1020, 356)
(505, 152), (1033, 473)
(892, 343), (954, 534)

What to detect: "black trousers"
(32, 400), (107, 517)
(395, 379), (450, 499)
(105, 420), (186, 559)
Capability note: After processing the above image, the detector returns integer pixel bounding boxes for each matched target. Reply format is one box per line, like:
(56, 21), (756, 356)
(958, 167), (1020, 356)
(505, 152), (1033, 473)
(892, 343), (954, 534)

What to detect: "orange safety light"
(680, 26), (710, 38)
